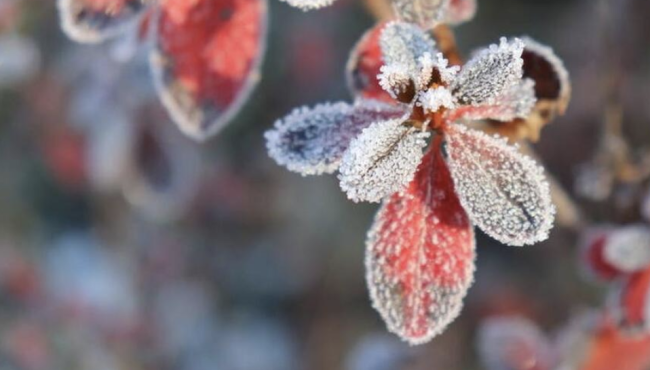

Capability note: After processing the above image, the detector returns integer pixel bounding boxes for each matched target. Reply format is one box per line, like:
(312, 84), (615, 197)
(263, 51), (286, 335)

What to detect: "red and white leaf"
(58, 0), (148, 43)
(150, 0), (268, 141)
(478, 316), (556, 370)
(604, 226), (650, 274)
(445, 124), (555, 246)
(265, 100), (407, 176)
(365, 141), (475, 344)
(581, 226), (650, 282)
(580, 228), (622, 282)
(346, 22), (394, 103)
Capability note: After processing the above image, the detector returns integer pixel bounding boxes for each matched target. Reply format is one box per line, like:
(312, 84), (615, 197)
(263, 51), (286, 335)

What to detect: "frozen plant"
(477, 313), (650, 370)
(266, 21), (570, 344)
(57, 0), (267, 141)
(475, 222), (650, 370)
(582, 225), (650, 333)
(581, 225), (650, 280)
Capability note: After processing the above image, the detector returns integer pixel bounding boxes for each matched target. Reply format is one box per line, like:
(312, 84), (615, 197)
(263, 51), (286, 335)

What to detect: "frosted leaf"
(477, 317), (555, 370)
(418, 87), (455, 113)
(378, 64), (412, 99)
(366, 144), (475, 344)
(280, 0), (336, 10)
(390, 0), (450, 30)
(445, 0), (477, 25)
(448, 78), (536, 122)
(379, 22), (437, 89)
(604, 226), (650, 273)
(266, 100), (407, 176)
(150, 0), (268, 141)
(611, 268), (650, 332)
(451, 38), (525, 107)
(346, 22), (394, 103)
(445, 124), (555, 246)
(521, 37), (571, 113)
(57, 0), (148, 43)
(339, 119), (430, 203)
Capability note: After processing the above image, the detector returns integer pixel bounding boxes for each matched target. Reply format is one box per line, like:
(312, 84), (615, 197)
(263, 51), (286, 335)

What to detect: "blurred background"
(0, 0), (649, 369)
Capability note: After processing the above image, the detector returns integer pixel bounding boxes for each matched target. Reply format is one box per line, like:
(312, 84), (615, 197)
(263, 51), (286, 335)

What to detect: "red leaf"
(151, 0), (268, 140)
(614, 268), (650, 331)
(365, 138), (475, 344)
(58, 0), (147, 42)
(578, 317), (650, 370)
(582, 232), (622, 281)
(346, 22), (394, 104)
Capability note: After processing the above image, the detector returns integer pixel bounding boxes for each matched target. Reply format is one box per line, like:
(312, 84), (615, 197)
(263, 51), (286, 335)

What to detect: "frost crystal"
(280, 0), (336, 10)
(379, 22), (437, 88)
(427, 52), (460, 85)
(378, 64), (413, 99)
(339, 119), (430, 203)
(445, 124), (555, 246)
(418, 87), (456, 113)
(478, 317), (555, 370)
(391, 0), (450, 30)
(366, 145), (475, 344)
(450, 78), (536, 122)
(451, 38), (525, 107)
(58, 0), (148, 43)
(266, 101), (407, 176)
(604, 226), (650, 273)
